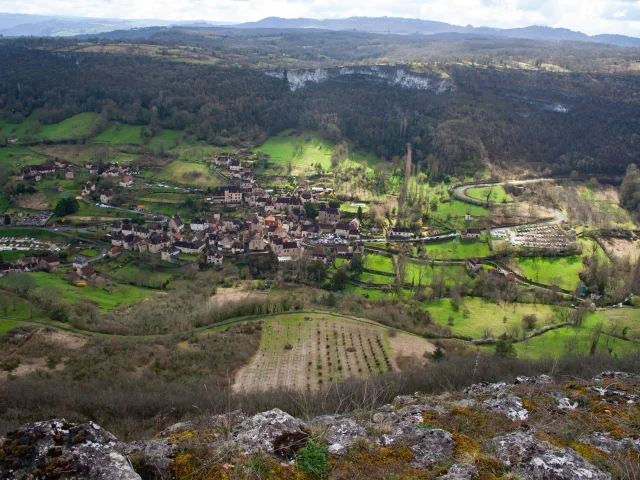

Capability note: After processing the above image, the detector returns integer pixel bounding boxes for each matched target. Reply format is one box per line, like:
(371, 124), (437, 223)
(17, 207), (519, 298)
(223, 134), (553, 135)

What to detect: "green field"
(590, 307), (640, 341)
(514, 256), (583, 290)
(79, 248), (99, 257)
(424, 297), (567, 339)
(22, 272), (155, 311)
(422, 238), (491, 259)
(155, 161), (221, 187)
(38, 113), (100, 141)
(343, 284), (399, 300)
(406, 263), (469, 286)
(465, 186), (512, 203)
(359, 255), (468, 287)
(106, 261), (182, 289)
(0, 146), (46, 168)
(514, 313), (640, 359)
(358, 272), (395, 285)
(255, 130), (333, 172)
(433, 200), (492, 223)
(364, 253), (394, 273)
(514, 239), (606, 290)
(0, 319), (24, 335)
(2, 113), (99, 144)
(148, 130), (184, 151)
(93, 122), (144, 144)
(255, 130), (381, 174)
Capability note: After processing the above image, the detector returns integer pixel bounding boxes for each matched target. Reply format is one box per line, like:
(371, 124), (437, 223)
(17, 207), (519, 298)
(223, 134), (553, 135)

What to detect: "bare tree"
(392, 253), (408, 290)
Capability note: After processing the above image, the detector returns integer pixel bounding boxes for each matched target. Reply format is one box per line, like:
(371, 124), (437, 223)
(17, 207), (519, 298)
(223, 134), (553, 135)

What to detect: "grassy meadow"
(465, 185), (512, 203)
(23, 272), (156, 311)
(154, 161), (221, 187)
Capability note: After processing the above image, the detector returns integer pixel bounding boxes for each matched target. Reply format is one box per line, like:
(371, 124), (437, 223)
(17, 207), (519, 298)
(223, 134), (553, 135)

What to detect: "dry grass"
(601, 238), (640, 262)
(388, 332), (436, 371)
(14, 192), (50, 210)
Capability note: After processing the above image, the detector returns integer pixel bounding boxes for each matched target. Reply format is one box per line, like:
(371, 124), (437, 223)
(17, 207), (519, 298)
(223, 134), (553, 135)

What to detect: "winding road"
(453, 178), (566, 232)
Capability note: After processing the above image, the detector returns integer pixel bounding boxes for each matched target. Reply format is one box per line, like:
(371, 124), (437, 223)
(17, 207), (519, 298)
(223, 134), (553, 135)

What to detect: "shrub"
(495, 339), (517, 358)
(297, 440), (330, 478)
(522, 314), (538, 331)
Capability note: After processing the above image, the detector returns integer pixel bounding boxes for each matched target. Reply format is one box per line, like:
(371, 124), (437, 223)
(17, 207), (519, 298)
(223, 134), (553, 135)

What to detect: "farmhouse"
(229, 160), (242, 172)
(231, 241), (245, 255)
(161, 247), (181, 262)
(173, 241), (205, 254)
(249, 235), (266, 251)
(282, 241), (302, 258)
(462, 229), (482, 239)
(467, 257), (484, 273)
(318, 205), (340, 225)
(39, 255), (60, 272)
(206, 249), (223, 265)
(82, 181), (95, 196)
(168, 215), (184, 232)
(301, 224), (321, 239)
(386, 227), (414, 239)
(334, 223), (351, 237)
(487, 268), (516, 281)
(73, 256), (89, 272)
(215, 156), (231, 167)
(134, 226), (149, 238)
(311, 249), (329, 264)
(210, 186), (243, 204)
(190, 218), (208, 231)
(108, 247), (121, 258)
(119, 175), (134, 187)
(100, 190), (114, 204)
(65, 169), (74, 180)
(148, 233), (171, 253)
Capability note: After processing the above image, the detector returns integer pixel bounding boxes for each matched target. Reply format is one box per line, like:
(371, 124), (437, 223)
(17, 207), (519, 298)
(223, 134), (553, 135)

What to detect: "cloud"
(1, 0), (640, 36)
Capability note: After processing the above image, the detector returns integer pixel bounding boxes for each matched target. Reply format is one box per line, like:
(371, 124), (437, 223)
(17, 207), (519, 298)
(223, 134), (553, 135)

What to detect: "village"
(0, 150), (586, 293)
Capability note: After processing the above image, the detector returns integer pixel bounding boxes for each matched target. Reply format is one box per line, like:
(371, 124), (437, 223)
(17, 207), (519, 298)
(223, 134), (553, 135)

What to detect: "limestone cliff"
(265, 66), (455, 93)
(2, 371), (638, 479)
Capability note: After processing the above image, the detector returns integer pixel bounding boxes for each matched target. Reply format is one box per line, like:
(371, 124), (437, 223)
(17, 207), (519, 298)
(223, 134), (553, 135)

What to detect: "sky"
(3, 0), (640, 37)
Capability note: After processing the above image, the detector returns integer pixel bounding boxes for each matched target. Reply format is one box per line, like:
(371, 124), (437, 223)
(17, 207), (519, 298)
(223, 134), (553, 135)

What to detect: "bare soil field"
(14, 192), (50, 210)
(233, 314), (396, 393)
(389, 332), (436, 371)
(209, 287), (272, 307)
(600, 238), (640, 261)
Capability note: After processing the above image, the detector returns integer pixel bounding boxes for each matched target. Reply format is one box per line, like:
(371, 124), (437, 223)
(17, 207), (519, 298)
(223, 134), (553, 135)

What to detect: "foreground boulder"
(493, 429), (611, 479)
(310, 415), (367, 455)
(0, 420), (140, 479)
(232, 408), (309, 459)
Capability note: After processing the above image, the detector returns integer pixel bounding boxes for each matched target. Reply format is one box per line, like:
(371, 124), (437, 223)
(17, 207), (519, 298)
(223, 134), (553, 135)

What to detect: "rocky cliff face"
(2, 372), (638, 479)
(265, 66), (455, 93)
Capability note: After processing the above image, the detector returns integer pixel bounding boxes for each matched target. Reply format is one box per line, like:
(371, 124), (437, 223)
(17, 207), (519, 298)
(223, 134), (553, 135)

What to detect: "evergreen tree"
(495, 338), (517, 358)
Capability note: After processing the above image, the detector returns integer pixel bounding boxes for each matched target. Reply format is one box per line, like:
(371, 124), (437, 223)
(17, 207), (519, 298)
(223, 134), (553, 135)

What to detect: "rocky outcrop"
(483, 395), (529, 421)
(493, 429), (611, 479)
(266, 65), (455, 93)
(2, 371), (638, 479)
(0, 420), (140, 479)
(232, 408), (309, 459)
(310, 415), (367, 455)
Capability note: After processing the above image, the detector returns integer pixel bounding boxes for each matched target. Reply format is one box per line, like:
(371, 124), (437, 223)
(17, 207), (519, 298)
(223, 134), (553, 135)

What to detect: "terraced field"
(233, 314), (433, 392)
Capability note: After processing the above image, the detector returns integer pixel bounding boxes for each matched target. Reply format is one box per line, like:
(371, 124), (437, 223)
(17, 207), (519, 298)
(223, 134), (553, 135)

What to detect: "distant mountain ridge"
(0, 12), (231, 37)
(1, 12), (639, 47)
(236, 16), (640, 47)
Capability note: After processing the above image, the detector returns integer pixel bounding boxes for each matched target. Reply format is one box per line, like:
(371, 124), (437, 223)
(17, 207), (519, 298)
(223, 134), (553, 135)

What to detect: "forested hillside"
(1, 29), (640, 177)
